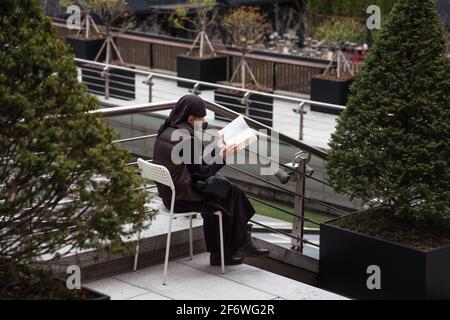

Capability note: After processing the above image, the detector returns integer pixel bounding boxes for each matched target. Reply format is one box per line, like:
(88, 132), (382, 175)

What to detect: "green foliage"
(0, 0), (154, 264)
(171, 0), (216, 29)
(307, 0), (397, 19)
(326, 0), (450, 227)
(59, 0), (126, 13)
(0, 258), (85, 299)
(305, 0), (396, 37)
(169, 0), (217, 34)
(59, 0), (131, 30)
(223, 6), (268, 51)
(314, 16), (366, 45)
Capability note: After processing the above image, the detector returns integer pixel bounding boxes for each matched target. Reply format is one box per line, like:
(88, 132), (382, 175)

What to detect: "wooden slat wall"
(116, 38), (151, 68)
(151, 44), (186, 72)
(53, 22), (347, 94)
(229, 56), (274, 90)
(276, 63), (324, 94)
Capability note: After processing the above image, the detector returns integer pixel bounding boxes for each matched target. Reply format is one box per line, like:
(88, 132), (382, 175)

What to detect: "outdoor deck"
(84, 252), (346, 300)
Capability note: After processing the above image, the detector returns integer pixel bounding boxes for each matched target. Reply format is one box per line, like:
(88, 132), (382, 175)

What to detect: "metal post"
(291, 151), (309, 252)
(299, 102), (306, 141)
(143, 75), (153, 103)
(101, 66), (110, 100)
(199, 30), (204, 58)
(243, 91), (251, 117)
(189, 83), (201, 96)
(241, 56), (246, 89)
(293, 102), (306, 141)
(337, 50), (341, 79)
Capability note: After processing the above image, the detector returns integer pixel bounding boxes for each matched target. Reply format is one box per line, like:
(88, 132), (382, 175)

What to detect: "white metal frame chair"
(134, 158), (225, 285)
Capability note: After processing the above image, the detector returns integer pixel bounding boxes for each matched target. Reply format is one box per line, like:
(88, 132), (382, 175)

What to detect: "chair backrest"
(137, 158), (175, 191)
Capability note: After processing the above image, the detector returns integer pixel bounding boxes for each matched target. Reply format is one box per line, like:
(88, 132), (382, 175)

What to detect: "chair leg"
(133, 231), (141, 272)
(189, 215), (193, 260)
(163, 220), (173, 285)
(218, 212), (225, 274)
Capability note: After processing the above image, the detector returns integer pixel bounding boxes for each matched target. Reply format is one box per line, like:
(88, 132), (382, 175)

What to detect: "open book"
(218, 116), (257, 151)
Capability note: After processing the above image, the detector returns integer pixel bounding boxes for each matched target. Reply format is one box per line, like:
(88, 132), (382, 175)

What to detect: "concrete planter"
(176, 55), (227, 89)
(214, 88), (274, 127)
(310, 76), (353, 115)
(319, 212), (450, 300)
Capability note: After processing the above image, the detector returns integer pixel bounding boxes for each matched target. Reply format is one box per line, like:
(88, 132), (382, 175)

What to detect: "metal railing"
(94, 99), (361, 253)
(54, 19), (341, 95)
(1, 101), (355, 256)
(76, 58), (345, 148)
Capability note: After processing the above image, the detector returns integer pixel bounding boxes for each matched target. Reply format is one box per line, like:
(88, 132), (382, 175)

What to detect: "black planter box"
(214, 89), (273, 127)
(319, 213), (450, 300)
(310, 76), (353, 115)
(177, 55), (227, 89)
(65, 37), (105, 61)
(81, 63), (136, 100)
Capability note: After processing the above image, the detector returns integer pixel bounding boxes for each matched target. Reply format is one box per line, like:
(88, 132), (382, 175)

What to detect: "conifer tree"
(0, 0), (152, 264)
(326, 0), (450, 227)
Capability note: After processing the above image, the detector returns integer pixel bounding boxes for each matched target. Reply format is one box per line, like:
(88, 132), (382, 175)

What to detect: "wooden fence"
(54, 22), (364, 95)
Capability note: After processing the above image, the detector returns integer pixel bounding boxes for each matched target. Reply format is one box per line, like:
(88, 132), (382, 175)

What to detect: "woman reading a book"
(153, 95), (269, 266)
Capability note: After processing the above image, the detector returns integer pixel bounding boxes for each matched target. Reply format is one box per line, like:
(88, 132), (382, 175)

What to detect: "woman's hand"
(218, 133), (238, 161)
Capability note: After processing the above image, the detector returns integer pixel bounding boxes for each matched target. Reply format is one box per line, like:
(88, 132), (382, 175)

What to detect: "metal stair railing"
(94, 99), (362, 253)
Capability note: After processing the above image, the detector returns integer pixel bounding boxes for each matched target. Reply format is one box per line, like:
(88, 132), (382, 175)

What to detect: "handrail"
(91, 97), (358, 217)
(247, 195), (321, 226)
(75, 58), (346, 113)
(94, 100), (329, 160)
(204, 99), (329, 159)
(84, 70), (360, 251)
(115, 132), (348, 216)
(227, 165), (350, 216)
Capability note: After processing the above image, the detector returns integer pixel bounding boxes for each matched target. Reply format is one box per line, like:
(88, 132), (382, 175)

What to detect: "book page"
(218, 116), (257, 151)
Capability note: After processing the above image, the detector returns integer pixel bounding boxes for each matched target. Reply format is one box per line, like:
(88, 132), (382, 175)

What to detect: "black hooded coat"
(153, 95), (255, 257)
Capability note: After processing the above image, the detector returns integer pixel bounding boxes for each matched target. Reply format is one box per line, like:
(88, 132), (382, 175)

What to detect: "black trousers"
(174, 184), (255, 257)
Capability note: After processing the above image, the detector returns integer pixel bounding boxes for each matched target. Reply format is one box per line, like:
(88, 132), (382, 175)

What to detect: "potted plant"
(310, 17), (365, 115)
(320, 0), (450, 300)
(0, 1), (153, 299)
(214, 6), (273, 126)
(65, 0), (137, 100)
(170, 0), (227, 89)
(60, 0), (105, 61)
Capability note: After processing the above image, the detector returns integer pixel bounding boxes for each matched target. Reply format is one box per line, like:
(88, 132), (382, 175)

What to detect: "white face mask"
(193, 120), (204, 131)
(194, 120), (203, 130)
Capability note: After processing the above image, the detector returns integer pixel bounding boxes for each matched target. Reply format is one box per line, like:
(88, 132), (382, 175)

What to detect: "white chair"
(134, 158), (225, 285)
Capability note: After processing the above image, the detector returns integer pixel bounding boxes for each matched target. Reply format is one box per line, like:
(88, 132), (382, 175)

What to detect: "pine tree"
(0, 0), (152, 264)
(326, 0), (450, 227)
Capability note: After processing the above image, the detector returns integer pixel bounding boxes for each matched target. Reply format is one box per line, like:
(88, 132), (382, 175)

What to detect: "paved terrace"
(84, 252), (346, 300)
(48, 196), (344, 300)
(69, 66), (346, 300)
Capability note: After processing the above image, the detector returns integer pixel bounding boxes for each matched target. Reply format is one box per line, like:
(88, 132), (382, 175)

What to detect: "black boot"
(240, 224), (270, 256)
(210, 253), (244, 266)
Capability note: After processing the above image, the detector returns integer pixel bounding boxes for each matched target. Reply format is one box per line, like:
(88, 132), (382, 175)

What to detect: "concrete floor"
(84, 252), (346, 300)
(82, 198), (337, 300)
